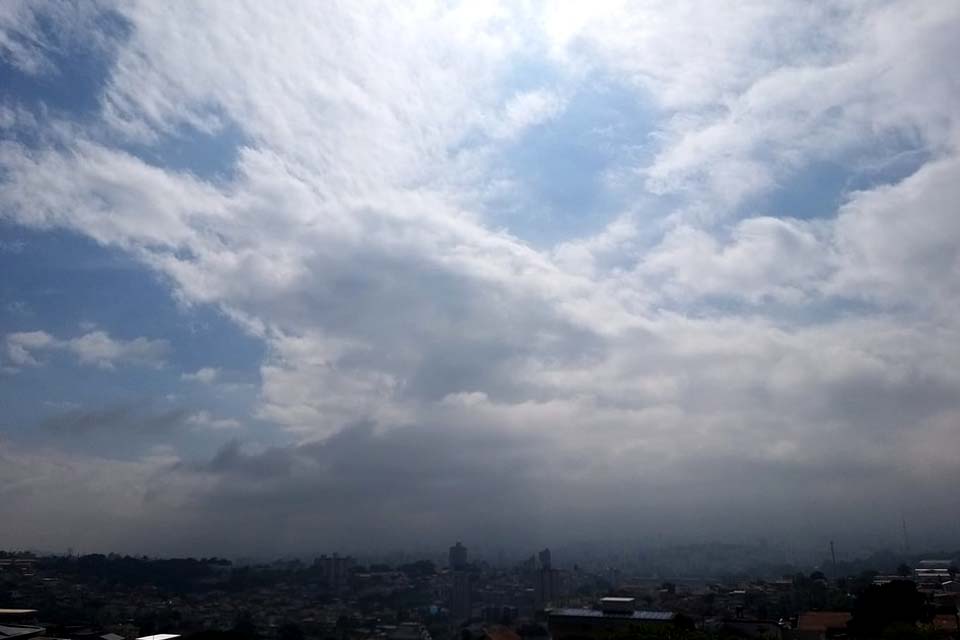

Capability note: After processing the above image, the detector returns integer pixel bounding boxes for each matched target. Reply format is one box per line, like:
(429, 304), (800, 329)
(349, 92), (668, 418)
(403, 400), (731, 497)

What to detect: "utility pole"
(830, 540), (837, 578)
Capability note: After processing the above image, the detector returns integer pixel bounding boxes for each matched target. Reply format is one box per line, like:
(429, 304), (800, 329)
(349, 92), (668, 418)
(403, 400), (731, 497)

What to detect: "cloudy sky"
(1, 1), (959, 558)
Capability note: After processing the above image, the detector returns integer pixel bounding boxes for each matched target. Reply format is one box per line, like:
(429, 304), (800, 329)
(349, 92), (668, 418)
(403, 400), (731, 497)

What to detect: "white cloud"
(66, 331), (168, 369)
(542, 1), (960, 213)
(488, 89), (566, 140)
(0, 141), (230, 251)
(828, 153), (960, 315)
(186, 410), (241, 430)
(4, 329), (168, 370)
(181, 367), (219, 384)
(5, 330), (55, 366)
(640, 216), (832, 304)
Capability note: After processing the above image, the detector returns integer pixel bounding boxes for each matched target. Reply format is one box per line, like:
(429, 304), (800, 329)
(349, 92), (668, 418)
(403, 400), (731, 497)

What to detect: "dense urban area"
(1, 543), (958, 640)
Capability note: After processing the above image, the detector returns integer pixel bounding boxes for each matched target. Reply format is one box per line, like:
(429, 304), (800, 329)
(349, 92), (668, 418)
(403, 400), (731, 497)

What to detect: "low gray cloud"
(37, 402), (189, 436)
(115, 418), (960, 554)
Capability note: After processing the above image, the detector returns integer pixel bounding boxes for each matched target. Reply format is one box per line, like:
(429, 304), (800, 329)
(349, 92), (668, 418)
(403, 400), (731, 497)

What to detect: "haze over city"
(1, 1), (959, 558)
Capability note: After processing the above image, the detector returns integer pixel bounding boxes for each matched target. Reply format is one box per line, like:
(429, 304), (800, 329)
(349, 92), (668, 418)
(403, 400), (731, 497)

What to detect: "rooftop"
(549, 609), (675, 622)
(484, 626), (521, 640)
(0, 626), (44, 640)
(797, 612), (851, 632)
(918, 560), (953, 568)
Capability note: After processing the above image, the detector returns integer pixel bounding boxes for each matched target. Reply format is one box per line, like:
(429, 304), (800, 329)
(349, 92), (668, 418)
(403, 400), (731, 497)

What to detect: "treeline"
(37, 554), (233, 591)
(1, 550), (444, 593)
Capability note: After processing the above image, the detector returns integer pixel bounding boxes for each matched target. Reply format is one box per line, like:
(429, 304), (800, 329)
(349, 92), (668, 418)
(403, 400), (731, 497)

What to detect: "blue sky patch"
(0, 223), (263, 448)
(487, 77), (657, 246)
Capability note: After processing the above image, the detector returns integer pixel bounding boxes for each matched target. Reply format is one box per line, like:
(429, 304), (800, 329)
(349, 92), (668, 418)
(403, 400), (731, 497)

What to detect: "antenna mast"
(901, 515), (911, 555)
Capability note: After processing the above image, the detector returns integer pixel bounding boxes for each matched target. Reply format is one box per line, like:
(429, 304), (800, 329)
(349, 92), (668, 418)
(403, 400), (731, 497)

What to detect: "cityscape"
(2, 542), (959, 640)
(2, 3), (959, 640)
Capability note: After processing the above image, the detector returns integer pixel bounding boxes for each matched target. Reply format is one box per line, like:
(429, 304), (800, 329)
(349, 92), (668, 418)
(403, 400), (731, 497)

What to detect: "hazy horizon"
(2, 1), (959, 557)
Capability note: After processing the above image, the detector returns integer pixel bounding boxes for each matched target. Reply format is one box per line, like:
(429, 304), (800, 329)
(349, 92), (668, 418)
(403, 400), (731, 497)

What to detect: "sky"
(1, 1), (959, 559)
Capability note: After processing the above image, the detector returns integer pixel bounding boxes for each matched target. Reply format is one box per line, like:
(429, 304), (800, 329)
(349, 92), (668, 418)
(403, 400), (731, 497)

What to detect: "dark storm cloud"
(176, 437), (294, 479)
(140, 420), (548, 554)
(171, 420), (541, 508)
(128, 411), (960, 557)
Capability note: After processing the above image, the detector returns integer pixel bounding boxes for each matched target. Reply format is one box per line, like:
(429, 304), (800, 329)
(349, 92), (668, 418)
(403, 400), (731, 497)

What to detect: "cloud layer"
(1, 0), (959, 556)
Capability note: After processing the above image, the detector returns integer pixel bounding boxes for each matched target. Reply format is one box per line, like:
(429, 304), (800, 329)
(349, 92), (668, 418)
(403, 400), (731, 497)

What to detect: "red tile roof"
(932, 614), (960, 631)
(797, 612), (852, 632)
(485, 626), (521, 640)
